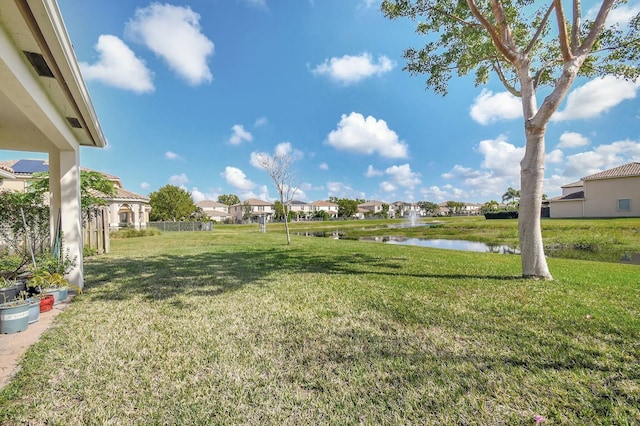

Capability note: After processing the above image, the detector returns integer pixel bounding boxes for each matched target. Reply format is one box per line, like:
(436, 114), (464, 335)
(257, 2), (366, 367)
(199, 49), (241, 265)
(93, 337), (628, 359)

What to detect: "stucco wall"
(584, 176), (640, 217)
(549, 199), (583, 218)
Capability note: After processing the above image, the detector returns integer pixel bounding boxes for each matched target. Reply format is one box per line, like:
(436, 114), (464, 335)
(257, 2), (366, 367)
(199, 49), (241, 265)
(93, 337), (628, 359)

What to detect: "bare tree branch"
(525, 3), (556, 55)
(465, 0), (518, 62)
(554, 0), (574, 61)
(571, 0), (582, 50)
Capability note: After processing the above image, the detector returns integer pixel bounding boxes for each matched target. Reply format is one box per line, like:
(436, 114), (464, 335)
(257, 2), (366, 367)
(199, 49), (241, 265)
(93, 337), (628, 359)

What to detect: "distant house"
(288, 200), (314, 220)
(310, 200), (339, 218)
(0, 159), (150, 230)
(358, 200), (389, 217)
(391, 201), (421, 218)
(549, 162), (640, 218)
(197, 200), (230, 222)
(230, 198), (275, 223)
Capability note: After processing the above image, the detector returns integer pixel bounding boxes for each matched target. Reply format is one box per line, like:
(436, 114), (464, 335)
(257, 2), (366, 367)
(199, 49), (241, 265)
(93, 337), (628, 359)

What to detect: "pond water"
(295, 232), (640, 264)
(361, 236), (520, 254)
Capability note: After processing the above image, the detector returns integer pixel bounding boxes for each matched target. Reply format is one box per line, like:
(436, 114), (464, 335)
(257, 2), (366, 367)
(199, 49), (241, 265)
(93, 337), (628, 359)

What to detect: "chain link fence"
(147, 221), (213, 232)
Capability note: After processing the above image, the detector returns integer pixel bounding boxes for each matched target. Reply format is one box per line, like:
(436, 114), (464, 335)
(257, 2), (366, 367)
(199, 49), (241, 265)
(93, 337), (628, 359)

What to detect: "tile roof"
(312, 200), (338, 207)
(88, 187), (149, 201)
(237, 198), (273, 206)
(197, 200), (227, 208)
(561, 180), (583, 188)
(550, 191), (585, 201)
(583, 162), (640, 180)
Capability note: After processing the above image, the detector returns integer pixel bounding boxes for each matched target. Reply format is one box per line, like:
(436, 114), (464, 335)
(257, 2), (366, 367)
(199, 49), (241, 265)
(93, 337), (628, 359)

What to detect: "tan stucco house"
(0, 159), (150, 230)
(549, 162), (640, 218)
(311, 200), (339, 218)
(196, 200), (231, 222)
(230, 198), (275, 223)
(1, 0), (107, 288)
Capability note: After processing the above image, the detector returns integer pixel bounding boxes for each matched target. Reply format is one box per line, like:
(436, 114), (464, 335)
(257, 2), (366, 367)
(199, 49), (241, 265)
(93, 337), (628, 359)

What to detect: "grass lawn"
(1, 227), (639, 424)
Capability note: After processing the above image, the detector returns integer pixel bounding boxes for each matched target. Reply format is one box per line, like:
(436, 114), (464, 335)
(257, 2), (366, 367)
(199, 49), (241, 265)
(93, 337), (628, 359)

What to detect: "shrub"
(110, 228), (161, 238)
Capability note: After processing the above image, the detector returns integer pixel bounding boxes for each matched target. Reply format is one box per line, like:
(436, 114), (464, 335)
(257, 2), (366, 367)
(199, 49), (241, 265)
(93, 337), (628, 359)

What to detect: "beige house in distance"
(196, 200), (230, 222)
(549, 162), (640, 218)
(230, 198), (275, 223)
(0, 159), (150, 230)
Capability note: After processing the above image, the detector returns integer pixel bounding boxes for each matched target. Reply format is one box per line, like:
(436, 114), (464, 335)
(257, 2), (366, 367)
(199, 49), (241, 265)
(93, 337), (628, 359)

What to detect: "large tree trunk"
(519, 126), (552, 280)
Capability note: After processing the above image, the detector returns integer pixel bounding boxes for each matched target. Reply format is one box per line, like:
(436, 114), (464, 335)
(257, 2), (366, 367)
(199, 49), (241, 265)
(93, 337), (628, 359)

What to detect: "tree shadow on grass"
(83, 246), (523, 303)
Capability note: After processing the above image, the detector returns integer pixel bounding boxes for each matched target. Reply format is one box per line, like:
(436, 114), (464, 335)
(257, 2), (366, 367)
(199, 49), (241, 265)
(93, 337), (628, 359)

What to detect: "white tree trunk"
(519, 127), (552, 280)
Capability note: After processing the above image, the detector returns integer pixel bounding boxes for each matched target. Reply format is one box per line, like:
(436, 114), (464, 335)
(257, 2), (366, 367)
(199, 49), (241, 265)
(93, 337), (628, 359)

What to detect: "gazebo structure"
(0, 0), (107, 288)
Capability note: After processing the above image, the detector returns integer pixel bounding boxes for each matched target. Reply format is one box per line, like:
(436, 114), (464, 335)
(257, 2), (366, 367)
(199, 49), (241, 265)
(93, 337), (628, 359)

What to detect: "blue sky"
(5, 0), (640, 204)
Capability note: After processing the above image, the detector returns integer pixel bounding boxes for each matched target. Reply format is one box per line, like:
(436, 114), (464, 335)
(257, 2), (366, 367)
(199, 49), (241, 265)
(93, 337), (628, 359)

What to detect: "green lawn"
(1, 227), (639, 425)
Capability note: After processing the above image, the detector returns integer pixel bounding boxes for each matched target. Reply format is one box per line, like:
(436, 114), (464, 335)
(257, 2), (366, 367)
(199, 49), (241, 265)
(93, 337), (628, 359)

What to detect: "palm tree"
(502, 187), (520, 206)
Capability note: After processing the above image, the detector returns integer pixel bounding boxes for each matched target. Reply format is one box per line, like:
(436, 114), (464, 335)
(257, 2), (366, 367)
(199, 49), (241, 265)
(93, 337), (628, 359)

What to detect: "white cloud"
(191, 188), (206, 203)
(80, 35), (154, 93)
(221, 166), (256, 190)
(380, 181), (396, 192)
(319, 163), (329, 170)
(243, 0), (267, 9)
(229, 125), (253, 145)
(438, 136), (524, 199)
(126, 3), (214, 85)
(326, 112), (408, 158)
(420, 185), (466, 202)
(477, 136), (524, 179)
(140, 182), (150, 190)
(469, 89), (522, 125)
(165, 151), (181, 160)
(191, 187), (221, 203)
(553, 76), (640, 121)
(383, 164), (421, 189)
(311, 52), (395, 85)
(254, 117), (268, 127)
(326, 181), (365, 199)
(274, 142), (303, 160)
(365, 165), (383, 177)
(546, 149), (564, 163)
(239, 185), (270, 201)
(169, 173), (189, 186)
(558, 131), (590, 148)
(563, 139), (640, 178)
(250, 151), (271, 169)
(587, 3), (640, 28)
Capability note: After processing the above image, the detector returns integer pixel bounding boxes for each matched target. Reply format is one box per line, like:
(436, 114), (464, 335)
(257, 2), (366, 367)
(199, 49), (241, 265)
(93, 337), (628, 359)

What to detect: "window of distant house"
(618, 199), (631, 211)
(258, 206), (264, 211)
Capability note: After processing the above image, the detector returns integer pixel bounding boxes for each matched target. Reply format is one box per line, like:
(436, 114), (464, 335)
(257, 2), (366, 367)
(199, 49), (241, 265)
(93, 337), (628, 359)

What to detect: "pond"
(361, 236), (520, 254)
(295, 232), (640, 264)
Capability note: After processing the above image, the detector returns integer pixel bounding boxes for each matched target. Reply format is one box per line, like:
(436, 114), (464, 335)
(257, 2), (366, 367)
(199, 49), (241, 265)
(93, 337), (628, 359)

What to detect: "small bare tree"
(257, 153), (298, 244)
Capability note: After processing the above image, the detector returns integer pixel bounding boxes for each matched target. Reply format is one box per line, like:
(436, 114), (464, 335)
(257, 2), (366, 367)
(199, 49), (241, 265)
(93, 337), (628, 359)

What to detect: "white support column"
(58, 149), (84, 289)
(48, 150), (61, 245)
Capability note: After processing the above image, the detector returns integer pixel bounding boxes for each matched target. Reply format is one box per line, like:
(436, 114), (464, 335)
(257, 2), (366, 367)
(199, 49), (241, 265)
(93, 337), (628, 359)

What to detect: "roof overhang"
(0, 0), (106, 152)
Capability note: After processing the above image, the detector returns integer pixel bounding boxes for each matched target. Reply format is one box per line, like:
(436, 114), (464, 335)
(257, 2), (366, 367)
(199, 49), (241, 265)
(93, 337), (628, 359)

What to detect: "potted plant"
(39, 294), (54, 313)
(0, 288), (30, 334)
(29, 270), (68, 305)
(0, 276), (27, 304)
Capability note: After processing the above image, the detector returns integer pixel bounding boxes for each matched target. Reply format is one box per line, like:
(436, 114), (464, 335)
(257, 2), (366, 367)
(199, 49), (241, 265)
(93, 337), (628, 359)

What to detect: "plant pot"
(58, 287), (68, 303)
(0, 302), (30, 334)
(44, 288), (61, 305)
(40, 294), (54, 313)
(28, 299), (40, 324)
(0, 280), (27, 304)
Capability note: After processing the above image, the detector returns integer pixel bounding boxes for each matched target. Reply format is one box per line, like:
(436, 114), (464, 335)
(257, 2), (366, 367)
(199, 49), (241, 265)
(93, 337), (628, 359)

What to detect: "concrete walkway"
(0, 297), (72, 390)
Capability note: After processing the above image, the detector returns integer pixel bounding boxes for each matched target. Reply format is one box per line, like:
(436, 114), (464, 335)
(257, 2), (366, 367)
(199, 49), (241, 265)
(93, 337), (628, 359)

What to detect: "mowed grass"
(1, 228), (639, 425)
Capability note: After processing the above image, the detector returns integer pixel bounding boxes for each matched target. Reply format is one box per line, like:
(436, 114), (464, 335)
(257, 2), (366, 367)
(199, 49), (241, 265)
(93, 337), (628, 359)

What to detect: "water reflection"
(621, 253), (640, 265)
(362, 236), (520, 254)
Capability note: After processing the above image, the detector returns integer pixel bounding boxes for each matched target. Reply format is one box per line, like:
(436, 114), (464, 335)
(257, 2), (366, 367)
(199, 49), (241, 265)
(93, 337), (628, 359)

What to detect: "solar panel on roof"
(12, 159), (49, 174)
